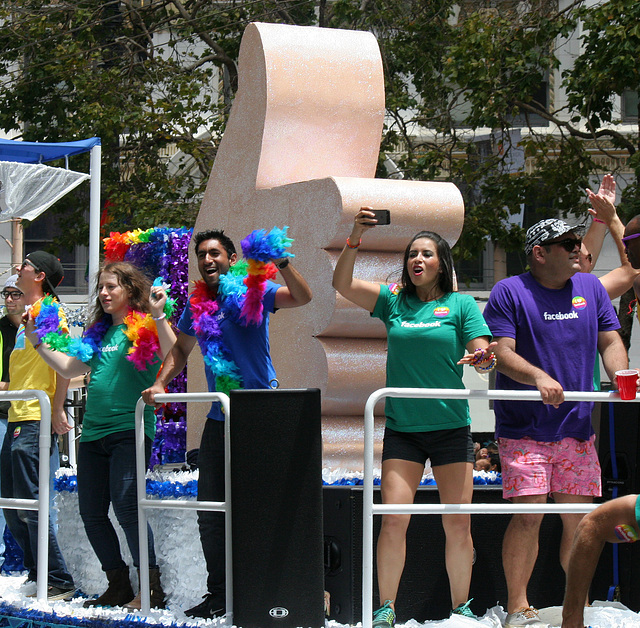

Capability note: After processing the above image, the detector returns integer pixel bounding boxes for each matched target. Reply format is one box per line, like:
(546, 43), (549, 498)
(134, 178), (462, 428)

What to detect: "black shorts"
(382, 424), (475, 467)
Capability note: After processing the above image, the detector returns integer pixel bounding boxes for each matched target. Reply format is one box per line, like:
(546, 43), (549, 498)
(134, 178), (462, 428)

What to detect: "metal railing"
(134, 393), (232, 620)
(362, 388), (639, 628)
(0, 389), (53, 601)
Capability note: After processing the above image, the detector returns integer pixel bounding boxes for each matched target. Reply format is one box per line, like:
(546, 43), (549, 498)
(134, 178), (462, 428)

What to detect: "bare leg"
(554, 493), (592, 575)
(562, 495), (639, 628)
(502, 494), (547, 614)
(376, 459), (424, 610)
(432, 461), (474, 609)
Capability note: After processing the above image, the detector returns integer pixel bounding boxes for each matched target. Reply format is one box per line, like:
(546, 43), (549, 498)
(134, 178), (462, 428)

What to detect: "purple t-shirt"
(483, 272), (620, 441)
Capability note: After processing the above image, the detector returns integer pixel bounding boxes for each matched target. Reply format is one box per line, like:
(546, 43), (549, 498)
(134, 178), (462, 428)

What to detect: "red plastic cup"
(616, 369), (639, 400)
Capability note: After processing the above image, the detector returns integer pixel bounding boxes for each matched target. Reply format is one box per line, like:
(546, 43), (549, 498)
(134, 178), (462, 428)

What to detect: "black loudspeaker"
(230, 389), (324, 628)
(599, 402), (640, 497)
(323, 486), (640, 623)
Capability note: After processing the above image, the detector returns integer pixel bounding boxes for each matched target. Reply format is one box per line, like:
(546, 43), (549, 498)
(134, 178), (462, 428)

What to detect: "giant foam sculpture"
(190, 22), (464, 468)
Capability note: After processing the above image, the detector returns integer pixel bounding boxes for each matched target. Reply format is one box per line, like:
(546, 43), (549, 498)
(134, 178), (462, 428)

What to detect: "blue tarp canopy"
(0, 137), (101, 163)
(0, 137), (102, 290)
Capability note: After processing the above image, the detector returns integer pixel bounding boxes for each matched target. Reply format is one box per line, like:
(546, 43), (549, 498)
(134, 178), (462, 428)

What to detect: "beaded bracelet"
(477, 355), (497, 372)
(346, 237), (361, 249)
(469, 347), (487, 366)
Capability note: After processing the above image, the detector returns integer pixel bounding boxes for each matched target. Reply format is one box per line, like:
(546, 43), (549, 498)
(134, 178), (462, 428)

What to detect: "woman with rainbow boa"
(24, 261), (176, 610)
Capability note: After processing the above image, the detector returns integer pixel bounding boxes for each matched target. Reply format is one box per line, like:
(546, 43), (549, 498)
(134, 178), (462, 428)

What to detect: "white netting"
(0, 161), (90, 221)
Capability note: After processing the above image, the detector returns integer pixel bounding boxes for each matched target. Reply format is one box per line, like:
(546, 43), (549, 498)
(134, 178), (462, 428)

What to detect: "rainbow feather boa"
(32, 287), (175, 371)
(191, 226), (294, 394)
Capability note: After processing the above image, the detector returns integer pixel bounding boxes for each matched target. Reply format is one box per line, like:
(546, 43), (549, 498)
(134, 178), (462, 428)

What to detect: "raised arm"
(24, 316), (89, 379)
(141, 331), (196, 408)
(584, 174), (618, 268)
(272, 260), (312, 309)
(332, 208), (384, 312)
(493, 336), (564, 407)
(148, 284), (177, 359)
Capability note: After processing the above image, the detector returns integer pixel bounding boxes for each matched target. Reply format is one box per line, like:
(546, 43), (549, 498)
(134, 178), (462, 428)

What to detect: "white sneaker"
(505, 607), (550, 628)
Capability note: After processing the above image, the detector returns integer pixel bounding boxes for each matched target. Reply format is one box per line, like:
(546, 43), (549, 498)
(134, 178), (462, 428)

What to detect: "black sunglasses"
(543, 237), (582, 252)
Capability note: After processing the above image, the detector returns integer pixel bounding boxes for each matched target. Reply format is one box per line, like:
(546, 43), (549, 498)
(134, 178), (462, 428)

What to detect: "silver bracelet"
(152, 313), (166, 321)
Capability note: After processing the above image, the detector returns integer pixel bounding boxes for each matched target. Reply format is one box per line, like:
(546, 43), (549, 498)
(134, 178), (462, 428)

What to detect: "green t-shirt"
(82, 324), (161, 442)
(372, 287), (491, 432)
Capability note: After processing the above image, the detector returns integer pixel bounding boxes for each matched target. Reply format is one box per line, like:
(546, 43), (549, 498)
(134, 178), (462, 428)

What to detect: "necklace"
(189, 226), (294, 395)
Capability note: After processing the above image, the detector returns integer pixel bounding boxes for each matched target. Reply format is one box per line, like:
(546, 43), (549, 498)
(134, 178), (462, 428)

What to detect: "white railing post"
(134, 392), (231, 621)
(34, 390), (52, 602)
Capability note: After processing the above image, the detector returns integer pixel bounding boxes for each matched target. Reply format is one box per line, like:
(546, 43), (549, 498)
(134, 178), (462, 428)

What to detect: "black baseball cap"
(24, 251), (64, 299)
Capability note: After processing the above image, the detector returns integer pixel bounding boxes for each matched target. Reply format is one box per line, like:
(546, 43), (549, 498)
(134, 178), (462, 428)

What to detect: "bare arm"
(585, 174), (619, 268)
(332, 208), (383, 312)
(598, 265), (640, 300)
(598, 329), (628, 386)
(273, 262), (313, 309)
(141, 332), (196, 407)
(493, 336), (565, 407)
(148, 284), (177, 359)
(51, 372), (72, 435)
(562, 495), (639, 628)
(24, 316), (89, 378)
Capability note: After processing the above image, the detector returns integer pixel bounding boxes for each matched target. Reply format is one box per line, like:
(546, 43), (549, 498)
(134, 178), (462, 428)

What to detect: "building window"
(622, 90), (638, 123)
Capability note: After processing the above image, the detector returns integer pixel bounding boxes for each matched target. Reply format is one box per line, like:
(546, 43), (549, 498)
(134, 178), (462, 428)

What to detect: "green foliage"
(0, 0), (315, 248)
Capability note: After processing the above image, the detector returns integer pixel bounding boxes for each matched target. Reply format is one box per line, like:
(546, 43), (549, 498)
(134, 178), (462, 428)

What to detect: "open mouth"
(412, 265), (423, 276)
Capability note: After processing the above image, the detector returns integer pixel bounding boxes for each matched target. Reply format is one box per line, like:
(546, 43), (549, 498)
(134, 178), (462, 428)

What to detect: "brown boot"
(124, 568), (166, 610)
(83, 565), (135, 608)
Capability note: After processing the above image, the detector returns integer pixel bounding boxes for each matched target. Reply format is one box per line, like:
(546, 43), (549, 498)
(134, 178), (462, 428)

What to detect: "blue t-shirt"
(372, 287), (491, 432)
(178, 280), (280, 420)
(483, 272), (620, 441)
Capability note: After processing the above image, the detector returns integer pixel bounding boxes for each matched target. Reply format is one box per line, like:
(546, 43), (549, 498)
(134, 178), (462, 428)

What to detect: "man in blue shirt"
(143, 229), (311, 618)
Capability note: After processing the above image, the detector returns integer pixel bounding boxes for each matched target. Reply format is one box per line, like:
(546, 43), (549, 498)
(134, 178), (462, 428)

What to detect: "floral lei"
(191, 226), (293, 395)
(31, 282), (176, 371)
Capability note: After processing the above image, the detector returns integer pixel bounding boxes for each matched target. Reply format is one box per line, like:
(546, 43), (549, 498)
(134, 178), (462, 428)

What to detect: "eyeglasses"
(543, 237), (582, 252)
(622, 233), (640, 249)
(1, 290), (23, 300)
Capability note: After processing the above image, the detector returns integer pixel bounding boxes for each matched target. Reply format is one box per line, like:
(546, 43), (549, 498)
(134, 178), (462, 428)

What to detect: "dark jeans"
(198, 419), (225, 596)
(77, 430), (157, 570)
(0, 421), (74, 587)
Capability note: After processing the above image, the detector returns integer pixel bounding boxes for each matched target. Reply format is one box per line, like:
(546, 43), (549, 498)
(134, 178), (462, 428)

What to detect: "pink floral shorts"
(498, 435), (601, 499)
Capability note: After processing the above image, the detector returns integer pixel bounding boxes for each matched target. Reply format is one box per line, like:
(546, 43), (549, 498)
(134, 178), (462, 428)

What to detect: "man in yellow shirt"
(0, 251), (75, 600)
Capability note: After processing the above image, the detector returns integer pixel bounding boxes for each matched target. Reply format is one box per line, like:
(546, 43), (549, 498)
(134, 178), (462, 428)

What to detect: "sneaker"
(452, 598), (478, 619)
(29, 585), (75, 601)
(373, 600), (396, 627)
(505, 607), (550, 628)
(185, 592), (225, 619)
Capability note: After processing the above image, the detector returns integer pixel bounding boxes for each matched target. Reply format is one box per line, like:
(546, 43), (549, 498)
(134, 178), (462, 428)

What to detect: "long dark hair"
(400, 231), (454, 296)
(89, 262), (152, 327)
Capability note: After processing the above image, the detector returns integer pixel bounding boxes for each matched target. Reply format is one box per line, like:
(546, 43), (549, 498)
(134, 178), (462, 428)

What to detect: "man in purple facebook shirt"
(483, 218), (628, 628)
